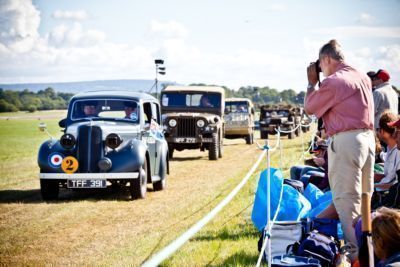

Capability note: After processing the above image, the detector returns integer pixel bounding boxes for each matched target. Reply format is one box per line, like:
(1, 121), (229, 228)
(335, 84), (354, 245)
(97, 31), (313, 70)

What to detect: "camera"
(315, 59), (322, 73)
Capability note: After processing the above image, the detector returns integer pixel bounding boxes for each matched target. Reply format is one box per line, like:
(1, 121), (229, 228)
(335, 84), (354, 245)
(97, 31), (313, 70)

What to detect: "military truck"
(224, 98), (255, 144)
(259, 105), (303, 139)
(161, 86), (225, 160)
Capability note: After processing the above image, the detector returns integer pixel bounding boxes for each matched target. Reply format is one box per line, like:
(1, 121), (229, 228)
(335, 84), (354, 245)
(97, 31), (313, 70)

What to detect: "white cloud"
(48, 23), (106, 47)
(149, 20), (188, 39)
(313, 26), (400, 39)
(0, 0), (40, 49)
(266, 3), (286, 11)
(52, 9), (88, 20)
(357, 13), (376, 25)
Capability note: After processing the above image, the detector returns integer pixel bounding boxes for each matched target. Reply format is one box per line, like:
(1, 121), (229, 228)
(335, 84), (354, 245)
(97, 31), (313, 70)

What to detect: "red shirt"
(305, 63), (374, 136)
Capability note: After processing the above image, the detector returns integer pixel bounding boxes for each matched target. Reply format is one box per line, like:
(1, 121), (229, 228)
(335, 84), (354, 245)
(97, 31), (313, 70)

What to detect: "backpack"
(288, 230), (339, 267)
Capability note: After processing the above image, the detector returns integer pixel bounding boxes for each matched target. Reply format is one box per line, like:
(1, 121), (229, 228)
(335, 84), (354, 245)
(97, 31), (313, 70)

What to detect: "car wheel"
(130, 157), (148, 199)
(153, 155), (167, 191)
(208, 133), (218, 160)
(40, 179), (59, 201)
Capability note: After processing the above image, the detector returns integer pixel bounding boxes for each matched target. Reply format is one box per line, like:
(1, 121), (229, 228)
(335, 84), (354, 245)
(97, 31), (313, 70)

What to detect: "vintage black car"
(38, 91), (169, 200)
(161, 86), (225, 160)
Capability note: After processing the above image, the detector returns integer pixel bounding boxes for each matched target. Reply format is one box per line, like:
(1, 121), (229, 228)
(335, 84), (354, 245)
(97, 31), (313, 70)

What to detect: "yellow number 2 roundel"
(61, 156), (79, 174)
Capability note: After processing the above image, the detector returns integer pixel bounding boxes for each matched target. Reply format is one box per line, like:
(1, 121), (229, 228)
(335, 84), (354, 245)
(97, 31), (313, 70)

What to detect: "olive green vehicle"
(224, 98), (255, 144)
(161, 86), (225, 160)
(259, 105), (310, 139)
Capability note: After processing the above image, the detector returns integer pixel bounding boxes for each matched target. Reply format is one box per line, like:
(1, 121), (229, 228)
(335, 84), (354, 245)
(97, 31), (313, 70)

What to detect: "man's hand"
(307, 62), (319, 86)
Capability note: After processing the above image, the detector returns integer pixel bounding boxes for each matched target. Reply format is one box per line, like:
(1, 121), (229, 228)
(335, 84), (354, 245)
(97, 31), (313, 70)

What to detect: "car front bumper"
(39, 172), (139, 180)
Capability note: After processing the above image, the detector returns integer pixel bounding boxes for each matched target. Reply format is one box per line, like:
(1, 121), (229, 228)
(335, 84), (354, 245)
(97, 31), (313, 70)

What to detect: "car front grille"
(77, 125), (103, 172)
(177, 118), (196, 137)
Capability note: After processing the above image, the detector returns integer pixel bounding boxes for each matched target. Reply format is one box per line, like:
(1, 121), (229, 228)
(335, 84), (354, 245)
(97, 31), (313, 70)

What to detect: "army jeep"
(161, 86), (225, 160)
(259, 105), (302, 139)
(224, 98), (255, 144)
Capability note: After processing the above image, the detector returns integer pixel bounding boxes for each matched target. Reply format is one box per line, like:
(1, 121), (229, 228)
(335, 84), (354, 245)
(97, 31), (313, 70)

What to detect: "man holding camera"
(304, 40), (375, 261)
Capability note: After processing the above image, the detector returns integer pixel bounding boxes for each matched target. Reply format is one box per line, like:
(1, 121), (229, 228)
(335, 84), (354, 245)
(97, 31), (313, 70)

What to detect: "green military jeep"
(161, 86), (225, 160)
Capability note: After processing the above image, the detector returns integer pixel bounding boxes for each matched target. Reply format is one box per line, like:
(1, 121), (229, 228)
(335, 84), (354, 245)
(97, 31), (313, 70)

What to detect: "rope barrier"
(142, 148), (267, 267)
(143, 117), (316, 267)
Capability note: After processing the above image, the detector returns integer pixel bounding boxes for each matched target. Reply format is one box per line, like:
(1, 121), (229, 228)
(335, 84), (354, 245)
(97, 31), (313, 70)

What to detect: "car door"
(142, 102), (157, 176)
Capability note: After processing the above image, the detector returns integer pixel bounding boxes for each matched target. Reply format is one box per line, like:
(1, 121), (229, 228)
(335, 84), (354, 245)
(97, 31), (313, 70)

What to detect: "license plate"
(67, 179), (107, 188)
(174, 137), (197, 143)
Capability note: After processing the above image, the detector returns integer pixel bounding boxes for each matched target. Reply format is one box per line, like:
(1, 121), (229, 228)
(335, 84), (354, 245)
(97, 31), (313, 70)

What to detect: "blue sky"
(0, 0), (399, 91)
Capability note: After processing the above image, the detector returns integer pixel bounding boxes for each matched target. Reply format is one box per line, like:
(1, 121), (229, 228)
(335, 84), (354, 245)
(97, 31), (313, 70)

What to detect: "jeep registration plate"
(67, 179), (107, 188)
(174, 137), (197, 143)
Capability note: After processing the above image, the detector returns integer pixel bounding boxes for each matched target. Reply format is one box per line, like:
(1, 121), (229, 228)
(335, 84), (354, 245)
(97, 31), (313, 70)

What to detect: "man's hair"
(372, 207), (400, 258)
(378, 110), (397, 135)
(319, 39), (345, 61)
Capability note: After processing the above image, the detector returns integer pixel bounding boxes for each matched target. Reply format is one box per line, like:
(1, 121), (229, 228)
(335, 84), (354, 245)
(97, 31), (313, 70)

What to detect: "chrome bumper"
(39, 172), (139, 180)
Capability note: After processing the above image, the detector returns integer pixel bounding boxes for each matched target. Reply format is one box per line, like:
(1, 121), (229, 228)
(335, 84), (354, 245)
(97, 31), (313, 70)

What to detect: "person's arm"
(304, 78), (336, 118)
(316, 203), (339, 219)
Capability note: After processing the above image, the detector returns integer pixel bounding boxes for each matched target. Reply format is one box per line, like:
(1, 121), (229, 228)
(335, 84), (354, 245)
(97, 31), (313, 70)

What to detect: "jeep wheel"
(295, 125), (301, 136)
(288, 127), (295, 139)
(246, 132), (254, 145)
(130, 158), (148, 199)
(168, 147), (174, 159)
(218, 132), (223, 158)
(40, 179), (59, 201)
(260, 130), (268, 139)
(208, 133), (219, 160)
(153, 155), (167, 191)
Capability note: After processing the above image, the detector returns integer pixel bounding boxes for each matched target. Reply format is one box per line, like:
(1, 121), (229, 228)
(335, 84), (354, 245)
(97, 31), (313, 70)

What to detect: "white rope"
(275, 123), (301, 134)
(141, 148), (267, 267)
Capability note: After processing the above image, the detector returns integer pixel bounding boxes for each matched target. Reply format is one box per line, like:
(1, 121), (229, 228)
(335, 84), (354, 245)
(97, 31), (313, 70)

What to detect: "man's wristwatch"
(307, 83), (315, 90)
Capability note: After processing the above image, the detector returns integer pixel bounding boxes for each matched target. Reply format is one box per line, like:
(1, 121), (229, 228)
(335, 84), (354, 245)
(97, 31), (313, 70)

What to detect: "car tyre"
(208, 133), (219, 160)
(130, 158), (148, 199)
(40, 179), (59, 201)
(153, 155), (167, 191)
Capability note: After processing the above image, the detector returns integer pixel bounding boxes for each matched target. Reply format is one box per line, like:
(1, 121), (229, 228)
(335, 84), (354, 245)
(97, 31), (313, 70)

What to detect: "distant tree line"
(190, 84), (306, 107)
(0, 88), (73, 112)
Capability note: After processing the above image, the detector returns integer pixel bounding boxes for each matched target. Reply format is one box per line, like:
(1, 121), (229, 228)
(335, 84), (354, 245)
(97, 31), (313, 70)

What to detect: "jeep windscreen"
(225, 101), (248, 113)
(71, 99), (140, 123)
(161, 92), (221, 109)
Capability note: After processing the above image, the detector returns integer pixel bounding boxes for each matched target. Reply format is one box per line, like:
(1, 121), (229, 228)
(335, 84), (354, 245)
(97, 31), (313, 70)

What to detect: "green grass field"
(0, 111), (315, 266)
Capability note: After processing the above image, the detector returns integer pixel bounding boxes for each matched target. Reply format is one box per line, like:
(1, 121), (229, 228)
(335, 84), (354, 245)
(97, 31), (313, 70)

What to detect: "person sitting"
(83, 101), (98, 117)
(123, 101), (138, 120)
(200, 95), (213, 107)
(374, 111), (400, 191)
(371, 207), (400, 266)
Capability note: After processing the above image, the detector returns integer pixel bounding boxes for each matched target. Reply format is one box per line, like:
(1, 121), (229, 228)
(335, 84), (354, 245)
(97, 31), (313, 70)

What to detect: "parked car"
(224, 98), (255, 144)
(38, 91), (169, 200)
(259, 105), (303, 139)
(161, 86), (225, 160)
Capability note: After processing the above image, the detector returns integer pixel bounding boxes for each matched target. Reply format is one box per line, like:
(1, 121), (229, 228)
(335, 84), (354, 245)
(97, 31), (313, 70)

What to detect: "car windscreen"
(161, 92), (221, 108)
(71, 99), (140, 122)
(225, 101), (248, 113)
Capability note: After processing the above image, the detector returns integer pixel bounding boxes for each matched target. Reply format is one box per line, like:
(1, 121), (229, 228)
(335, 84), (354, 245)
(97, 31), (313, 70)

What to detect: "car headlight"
(168, 119), (177, 127)
(196, 119), (205, 128)
(105, 133), (123, 149)
(60, 134), (76, 149)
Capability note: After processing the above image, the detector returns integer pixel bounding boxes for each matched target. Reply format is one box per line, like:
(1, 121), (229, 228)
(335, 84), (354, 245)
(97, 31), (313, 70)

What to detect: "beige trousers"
(328, 129), (375, 259)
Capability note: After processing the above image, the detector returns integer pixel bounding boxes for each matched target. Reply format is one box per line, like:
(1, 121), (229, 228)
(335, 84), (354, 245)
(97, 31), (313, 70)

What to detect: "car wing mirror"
(38, 122), (55, 140)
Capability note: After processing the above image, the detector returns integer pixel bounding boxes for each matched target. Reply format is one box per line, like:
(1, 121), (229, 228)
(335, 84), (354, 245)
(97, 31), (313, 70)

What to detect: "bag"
(258, 221), (303, 261)
(284, 179), (304, 194)
(298, 231), (338, 266)
(302, 218), (340, 240)
(290, 230), (338, 267)
(271, 255), (321, 267)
